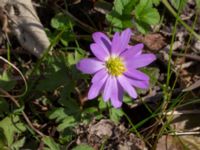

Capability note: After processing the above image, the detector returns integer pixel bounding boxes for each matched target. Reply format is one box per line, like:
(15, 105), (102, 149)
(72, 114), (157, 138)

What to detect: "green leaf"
(134, 20), (150, 34)
(98, 98), (107, 110)
(72, 144), (94, 150)
(36, 55), (71, 92)
(106, 12), (123, 31)
(43, 136), (60, 150)
(152, 0), (160, 6)
(0, 71), (16, 91)
(57, 116), (76, 132)
(51, 13), (73, 30)
(11, 137), (25, 150)
(0, 98), (9, 117)
(113, 0), (137, 15)
(135, 0), (160, 25)
(141, 67), (159, 86)
(123, 95), (133, 104)
(60, 31), (76, 46)
(0, 115), (26, 147)
(37, 68), (69, 92)
(0, 131), (7, 150)
(106, 0), (160, 33)
(109, 108), (123, 123)
(67, 48), (85, 66)
(48, 108), (69, 123)
(59, 129), (75, 144)
(106, 0), (137, 31)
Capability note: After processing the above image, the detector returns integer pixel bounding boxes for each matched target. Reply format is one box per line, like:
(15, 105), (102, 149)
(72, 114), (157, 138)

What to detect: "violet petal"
(103, 76), (113, 101)
(88, 75), (107, 99)
(111, 32), (121, 55)
(92, 69), (107, 83)
(92, 32), (111, 53)
(110, 78), (123, 108)
(76, 58), (104, 74)
(120, 28), (132, 53)
(120, 43), (144, 59)
(117, 75), (137, 98)
(126, 54), (156, 69)
(124, 68), (149, 81)
(126, 76), (149, 89)
(90, 43), (109, 61)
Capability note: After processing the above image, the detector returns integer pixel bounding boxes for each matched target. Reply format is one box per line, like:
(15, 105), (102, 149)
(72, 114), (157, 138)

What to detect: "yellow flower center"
(105, 57), (126, 76)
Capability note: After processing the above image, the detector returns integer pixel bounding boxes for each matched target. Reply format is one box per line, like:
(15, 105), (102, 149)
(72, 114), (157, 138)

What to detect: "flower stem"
(162, 0), (200, 41)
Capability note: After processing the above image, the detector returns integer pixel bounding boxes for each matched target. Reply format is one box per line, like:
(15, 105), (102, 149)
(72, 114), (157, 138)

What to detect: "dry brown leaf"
(132, 33), (166, 51)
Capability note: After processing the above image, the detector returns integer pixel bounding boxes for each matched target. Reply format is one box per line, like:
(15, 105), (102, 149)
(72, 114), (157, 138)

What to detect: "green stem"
(166, 16), (178, 87)
(172, 12), (199, 90)
(23, 30), (65, 99)
(162, 0), (200, 41)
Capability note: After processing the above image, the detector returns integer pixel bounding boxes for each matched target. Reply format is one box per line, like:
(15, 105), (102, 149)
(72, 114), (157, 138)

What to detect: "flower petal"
(92, 69), (107, 83)
(76, 58), (104, 74)
(124, 68), (149, 81)
(90, 43), (109, 61)
(120, 43), (143, 59)
(110, 79), (123, 108)
(111, 32), (121, 55)
(126, 54), (156, 69)
(88, 75), (108, 99)
(117, 75), (137, 98)
(92, 32), (111, 53)
(126, 76), (149, 89)
(120, 28), (132, 53)
(103, 76), (113, 101)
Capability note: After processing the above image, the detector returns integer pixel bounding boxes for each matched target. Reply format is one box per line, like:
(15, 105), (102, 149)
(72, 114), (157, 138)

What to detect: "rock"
(0, 0), (50, 57)
(88, 119), (114, 139)
(74, 119), (147, 150)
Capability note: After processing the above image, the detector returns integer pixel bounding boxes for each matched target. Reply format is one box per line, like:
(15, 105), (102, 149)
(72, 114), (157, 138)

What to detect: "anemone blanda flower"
(76, 28), (156, 108)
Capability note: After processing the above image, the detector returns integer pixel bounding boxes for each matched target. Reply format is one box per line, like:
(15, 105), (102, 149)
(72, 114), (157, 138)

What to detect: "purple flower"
(76, 28), (156, 108)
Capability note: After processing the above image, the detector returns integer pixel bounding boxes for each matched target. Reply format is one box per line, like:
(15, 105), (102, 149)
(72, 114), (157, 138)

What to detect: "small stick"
(0, 88), (45, 137)
(169, 131), (200, 136)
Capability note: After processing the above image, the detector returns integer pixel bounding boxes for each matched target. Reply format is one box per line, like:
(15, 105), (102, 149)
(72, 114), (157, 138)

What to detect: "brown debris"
(132, 33), (166, 51)
(75, 119), (147, 150)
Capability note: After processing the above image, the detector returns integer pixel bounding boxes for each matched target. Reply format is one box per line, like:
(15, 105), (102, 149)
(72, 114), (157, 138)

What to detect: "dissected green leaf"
(98, 98), (107, 110)
(123, 95), (133, 104)
(0, 115), (26, 147)
(51, 13), (73, 30)
(59, 129), (75, 144)
(60, 31), (76, 46)
(106, 0), (137, 31)
(36, 54), (73, 92)
(48, 107), (69, 122)
(57, 116), (76, 132)
(135, 0), (160, 25)
(11, 137), (26, 150)
(109, 108), (123, 123)
(43, 136), (60, 150)
(134, 20), (150, 34)
(141, 67), (160, 88)
(106, 0), (160, 33)
(67, 48), (85, 66)
(113, 0), (137, 15)
(37, 68), (69, 91)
